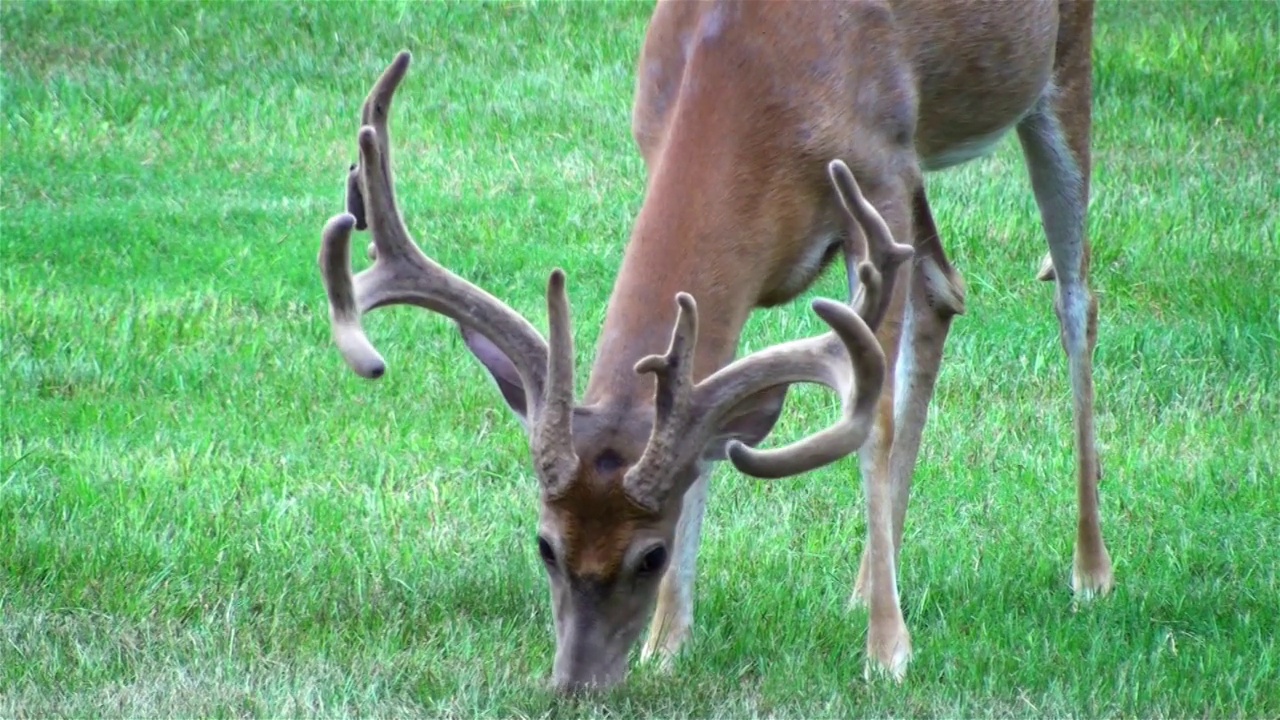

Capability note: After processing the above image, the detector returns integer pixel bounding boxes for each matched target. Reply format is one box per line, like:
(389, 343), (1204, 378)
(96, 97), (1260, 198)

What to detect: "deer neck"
(583, 174), (760, 407)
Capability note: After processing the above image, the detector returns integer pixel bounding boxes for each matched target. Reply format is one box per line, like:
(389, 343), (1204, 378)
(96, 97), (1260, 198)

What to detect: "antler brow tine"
(535, 268), (580, 487)
(623, 292), (700, 511)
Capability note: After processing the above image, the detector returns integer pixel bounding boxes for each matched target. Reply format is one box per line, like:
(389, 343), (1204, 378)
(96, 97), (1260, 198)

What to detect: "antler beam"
(318, 51), (579, 492)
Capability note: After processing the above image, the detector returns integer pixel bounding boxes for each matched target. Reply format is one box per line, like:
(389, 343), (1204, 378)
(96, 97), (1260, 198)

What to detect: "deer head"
(318, 51), (911, 692)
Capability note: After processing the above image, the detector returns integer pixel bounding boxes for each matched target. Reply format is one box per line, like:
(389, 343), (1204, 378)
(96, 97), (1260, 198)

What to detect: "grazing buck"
(318, 0), (1111, 691)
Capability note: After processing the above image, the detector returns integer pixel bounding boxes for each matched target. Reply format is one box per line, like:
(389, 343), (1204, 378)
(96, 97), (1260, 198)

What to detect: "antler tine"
(828, 159), (914, 328)
(355, 51), (412, 262)
(363, 51), (411, 128)
(533, 269), (580, 492)
(319, 53), (572, 464)
(319, 212), (386, 378)
(851, 256), (884, 324)
(345, 51), (411, 234)
(623, 293), (699, 511)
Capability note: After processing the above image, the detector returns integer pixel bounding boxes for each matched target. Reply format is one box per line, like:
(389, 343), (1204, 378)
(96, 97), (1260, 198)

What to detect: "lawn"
(2, 0), (1277, 717)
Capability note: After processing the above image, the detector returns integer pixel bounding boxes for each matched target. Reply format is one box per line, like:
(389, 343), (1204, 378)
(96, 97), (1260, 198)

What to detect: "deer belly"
(919, 120), (1019, 172)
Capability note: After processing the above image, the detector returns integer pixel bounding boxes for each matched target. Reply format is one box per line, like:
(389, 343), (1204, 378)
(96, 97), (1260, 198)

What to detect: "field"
(2, 0), (1277, 717)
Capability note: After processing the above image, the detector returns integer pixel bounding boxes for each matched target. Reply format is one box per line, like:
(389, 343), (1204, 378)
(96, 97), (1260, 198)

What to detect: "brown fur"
(544, 462), (663, 583)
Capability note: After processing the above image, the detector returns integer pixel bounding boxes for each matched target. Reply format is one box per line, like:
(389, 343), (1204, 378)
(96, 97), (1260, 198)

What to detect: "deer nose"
(552, 671), (624, 696)
(551, 655), (628, 695)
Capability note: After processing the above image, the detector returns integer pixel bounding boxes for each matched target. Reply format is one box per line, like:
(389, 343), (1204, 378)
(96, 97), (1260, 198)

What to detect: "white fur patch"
(893, 294), (917, 425)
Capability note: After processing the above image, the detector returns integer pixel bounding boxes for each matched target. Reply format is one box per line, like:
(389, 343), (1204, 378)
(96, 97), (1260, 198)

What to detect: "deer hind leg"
(1016, 83), (1113, 597)
(641, 469), (711, 666)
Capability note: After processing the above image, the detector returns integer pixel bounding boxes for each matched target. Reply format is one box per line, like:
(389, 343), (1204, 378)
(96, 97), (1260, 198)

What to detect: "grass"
(1, 0), (1277, 716)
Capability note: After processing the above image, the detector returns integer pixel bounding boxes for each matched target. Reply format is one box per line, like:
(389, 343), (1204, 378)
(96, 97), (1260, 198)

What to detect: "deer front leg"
(855, 395), (913, 681)
(841, 178), (941, 681)
(847, 254), (912, 680)
(851, 257), (963, 681)
(852, 188), (966, 596)
(641, 468), (711, 666)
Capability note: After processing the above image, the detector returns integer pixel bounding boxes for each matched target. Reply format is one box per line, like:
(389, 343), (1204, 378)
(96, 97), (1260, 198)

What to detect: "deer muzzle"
(549, 596), (645, 694)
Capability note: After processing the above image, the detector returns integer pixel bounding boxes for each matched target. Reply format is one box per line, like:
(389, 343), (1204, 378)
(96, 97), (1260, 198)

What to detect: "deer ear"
(458, 324), (531, 428)
(700, 385), (789, 462)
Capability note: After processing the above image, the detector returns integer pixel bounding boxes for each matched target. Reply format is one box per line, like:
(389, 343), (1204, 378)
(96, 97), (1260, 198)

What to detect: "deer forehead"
(566, 403), (657, 468)
(542, 477), (669, 578)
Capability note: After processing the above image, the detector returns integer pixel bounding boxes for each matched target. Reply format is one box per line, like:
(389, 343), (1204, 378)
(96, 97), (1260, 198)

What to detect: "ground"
(2, 1), (1277, 717)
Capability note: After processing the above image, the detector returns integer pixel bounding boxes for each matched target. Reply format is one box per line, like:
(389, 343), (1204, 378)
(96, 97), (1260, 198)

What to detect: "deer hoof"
(1072, 545), (1115, 600)
(865, 616), (912, 683)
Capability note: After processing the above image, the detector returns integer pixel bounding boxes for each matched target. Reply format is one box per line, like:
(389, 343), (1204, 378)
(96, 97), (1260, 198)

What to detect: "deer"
(315, 0), (1112, 693)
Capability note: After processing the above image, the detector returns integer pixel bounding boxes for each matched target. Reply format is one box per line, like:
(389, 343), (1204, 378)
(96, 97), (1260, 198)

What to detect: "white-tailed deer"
(318, 0), (1111, 691)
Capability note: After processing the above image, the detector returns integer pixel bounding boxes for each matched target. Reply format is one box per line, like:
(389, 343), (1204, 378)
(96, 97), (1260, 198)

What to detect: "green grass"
(2, 0), (1277, 716)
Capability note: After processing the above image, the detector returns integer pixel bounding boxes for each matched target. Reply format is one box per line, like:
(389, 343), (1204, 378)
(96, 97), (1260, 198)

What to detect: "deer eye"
(537, 536), (557, 566)
(637, 544), (668, 576)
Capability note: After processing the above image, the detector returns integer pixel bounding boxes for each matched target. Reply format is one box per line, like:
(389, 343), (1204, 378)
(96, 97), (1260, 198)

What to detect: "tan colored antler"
(829, 159), (916, 327)
(621, 262), (884, 510)
(721, 263), (885, 480)
(318, 51), (579, 491)
(726, 163), (916, 479)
